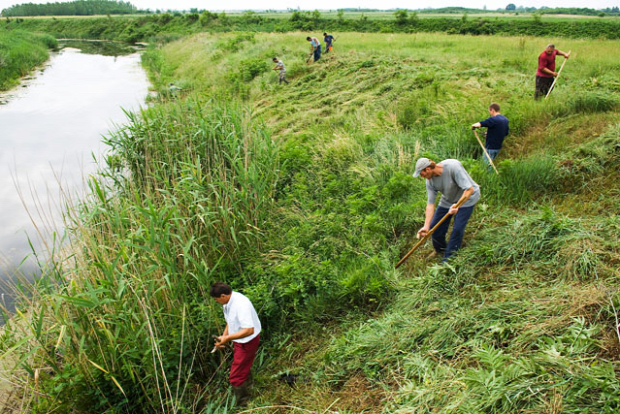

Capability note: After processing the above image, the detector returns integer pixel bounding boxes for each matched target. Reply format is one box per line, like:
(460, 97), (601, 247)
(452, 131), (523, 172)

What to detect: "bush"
(239, 57), (268, 81)
(5, 14), (620, 42)
(218, 32), (255, 52)
(199, 10), (218, 26)
(185, 12), (199, 22)
(394, 9), (408, 25)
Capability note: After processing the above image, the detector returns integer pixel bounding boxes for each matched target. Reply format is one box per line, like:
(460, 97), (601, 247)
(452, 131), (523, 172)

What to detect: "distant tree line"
(328, 6), (619, 16)
(536, 7), (619, 16)
(504, 5), (619, 15)
(1, 0), (139, 17)
(418, 7), (487, 14)
(320, 6), (620, 17)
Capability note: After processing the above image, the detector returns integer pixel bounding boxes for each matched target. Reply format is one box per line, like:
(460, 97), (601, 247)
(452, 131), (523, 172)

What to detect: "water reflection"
(0, 43), (149, 320)
(59, 39), (143, 56)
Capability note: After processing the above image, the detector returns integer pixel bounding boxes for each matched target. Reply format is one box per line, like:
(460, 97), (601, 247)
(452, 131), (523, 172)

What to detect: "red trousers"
(229, 335), (260, 386)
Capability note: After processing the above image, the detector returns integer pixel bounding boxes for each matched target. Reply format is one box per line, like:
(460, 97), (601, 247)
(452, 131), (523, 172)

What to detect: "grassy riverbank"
(2, 31), (620, 412)
(0, 30), (57, 90)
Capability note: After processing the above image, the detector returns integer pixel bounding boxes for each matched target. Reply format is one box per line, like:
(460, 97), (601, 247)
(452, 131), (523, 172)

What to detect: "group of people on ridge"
(271, 33), (336, 85)
(414, 43), (569, 263)
(307, 32), (336, 62)
(212, 41), (570, 407)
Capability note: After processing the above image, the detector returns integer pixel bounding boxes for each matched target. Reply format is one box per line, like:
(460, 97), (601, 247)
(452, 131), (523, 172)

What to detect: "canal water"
(0, 41), (150, 320)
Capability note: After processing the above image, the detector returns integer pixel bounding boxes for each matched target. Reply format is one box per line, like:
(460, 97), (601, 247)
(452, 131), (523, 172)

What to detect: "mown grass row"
(0, 30), (57, 90)
(319, 202), (620, 412)
(2, 31), (620, 412)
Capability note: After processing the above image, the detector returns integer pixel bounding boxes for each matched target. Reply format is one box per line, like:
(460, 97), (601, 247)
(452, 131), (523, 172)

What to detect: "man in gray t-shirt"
(272, 57), (289, 85)
(413, 157), (480, 261)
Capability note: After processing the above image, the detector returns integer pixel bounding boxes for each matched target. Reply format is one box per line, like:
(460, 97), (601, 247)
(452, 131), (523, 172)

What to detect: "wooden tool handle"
(473, 129), (499, 175)
(395, 194), (471, 269)
(545, 50), (571, 99)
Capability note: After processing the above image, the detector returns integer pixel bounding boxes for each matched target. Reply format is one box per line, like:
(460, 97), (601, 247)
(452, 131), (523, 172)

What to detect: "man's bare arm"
(417, 203), (436, 239)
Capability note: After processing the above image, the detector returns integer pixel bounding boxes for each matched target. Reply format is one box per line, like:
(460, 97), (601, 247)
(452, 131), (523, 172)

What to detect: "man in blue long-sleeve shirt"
(323, 32), (335, 53)
(471, 103), (509, 168)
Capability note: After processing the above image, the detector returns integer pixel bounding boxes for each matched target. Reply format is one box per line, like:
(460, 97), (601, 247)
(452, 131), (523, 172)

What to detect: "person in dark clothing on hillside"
(535, 44), (570, 99)
(323, 32), (335, 53)
(471, 103), (509, 169)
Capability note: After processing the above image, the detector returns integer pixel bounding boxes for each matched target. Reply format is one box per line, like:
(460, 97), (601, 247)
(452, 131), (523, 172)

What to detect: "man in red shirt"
(535, 44), (570, 99)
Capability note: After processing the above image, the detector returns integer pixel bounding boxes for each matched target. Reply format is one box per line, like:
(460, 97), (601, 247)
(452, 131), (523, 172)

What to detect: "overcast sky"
(1, 0), (618, 11)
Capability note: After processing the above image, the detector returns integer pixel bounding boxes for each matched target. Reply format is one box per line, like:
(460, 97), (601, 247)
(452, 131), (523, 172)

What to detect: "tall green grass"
(103, 98), (279, 266)
(0, 30), (57, 90)
(4, 99), (281, 412)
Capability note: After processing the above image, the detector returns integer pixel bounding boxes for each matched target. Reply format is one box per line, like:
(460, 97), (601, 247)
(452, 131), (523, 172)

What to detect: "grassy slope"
(0, 30), (57, 90)
(2, 31), (619, 413)
(147, 32), (620, 412)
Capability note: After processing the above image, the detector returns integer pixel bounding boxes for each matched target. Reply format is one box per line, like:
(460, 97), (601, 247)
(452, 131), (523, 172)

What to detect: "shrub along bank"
(0, 29), (57, 90)
(2, 32), (620, 412)
(3, 12), (620, 43)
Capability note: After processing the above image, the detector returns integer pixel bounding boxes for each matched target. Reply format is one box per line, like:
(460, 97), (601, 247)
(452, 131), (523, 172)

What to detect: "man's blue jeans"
(484, 148), (500, 170)
(313, 47), (321, 62)
(430, 205), (475, 261)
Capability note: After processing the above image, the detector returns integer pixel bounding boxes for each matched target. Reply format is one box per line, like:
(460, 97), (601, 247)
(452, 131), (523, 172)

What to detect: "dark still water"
(0, 42), (149, 318)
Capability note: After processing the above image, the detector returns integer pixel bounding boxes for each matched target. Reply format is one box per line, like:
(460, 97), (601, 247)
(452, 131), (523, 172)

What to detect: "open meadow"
(1, 28), (620, 413)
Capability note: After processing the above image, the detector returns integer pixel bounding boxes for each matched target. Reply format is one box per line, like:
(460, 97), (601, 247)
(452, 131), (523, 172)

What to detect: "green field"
(2, 28), (620, 413)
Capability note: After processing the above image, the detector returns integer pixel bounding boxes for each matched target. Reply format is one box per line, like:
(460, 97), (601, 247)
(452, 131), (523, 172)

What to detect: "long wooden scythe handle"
(473, 129), (499, 175)
(395, 193), (471, 269)
(545, 50), (571, 99)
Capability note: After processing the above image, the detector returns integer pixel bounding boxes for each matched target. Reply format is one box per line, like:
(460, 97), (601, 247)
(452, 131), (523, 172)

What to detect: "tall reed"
(5, 97), (279, 412)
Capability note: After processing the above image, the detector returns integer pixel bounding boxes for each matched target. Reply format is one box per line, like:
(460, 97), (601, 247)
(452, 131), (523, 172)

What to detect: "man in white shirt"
(211, 282), (262, 406)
